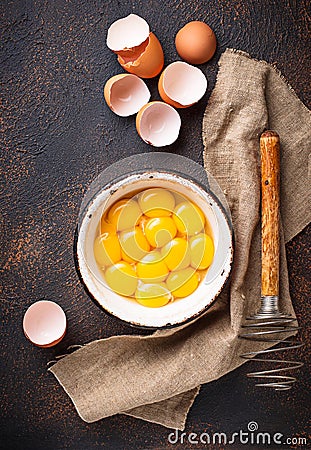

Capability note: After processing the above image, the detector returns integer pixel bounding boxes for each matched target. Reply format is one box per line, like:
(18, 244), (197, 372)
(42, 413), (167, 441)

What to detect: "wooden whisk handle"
(260, 131), (280, 297)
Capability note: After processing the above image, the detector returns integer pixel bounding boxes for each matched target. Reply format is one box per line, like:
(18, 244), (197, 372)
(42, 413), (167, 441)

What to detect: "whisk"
(239, 130), (303, 390)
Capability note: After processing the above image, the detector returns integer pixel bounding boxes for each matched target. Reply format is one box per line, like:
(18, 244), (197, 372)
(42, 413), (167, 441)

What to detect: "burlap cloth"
(49, 49), (311, 430)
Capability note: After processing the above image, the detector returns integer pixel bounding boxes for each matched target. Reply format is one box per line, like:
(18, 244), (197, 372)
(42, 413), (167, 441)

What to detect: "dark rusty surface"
(1, 1), (310, 449)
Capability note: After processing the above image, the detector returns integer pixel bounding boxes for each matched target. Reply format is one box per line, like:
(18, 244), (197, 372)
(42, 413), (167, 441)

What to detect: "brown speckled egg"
(175, 21), (217, 65)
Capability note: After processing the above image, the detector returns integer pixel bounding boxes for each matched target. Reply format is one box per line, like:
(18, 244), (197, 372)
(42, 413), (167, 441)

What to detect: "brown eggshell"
(24, 328), (67, 348)
(158, 61), (207, 108)
(107, 14), (150, 52)
(175, 21), (216, 64)
(136, 101), (181, 147)
(115, 38), (149, 59)
(158, 70), (187, 109)
(104, 74), (127, 106)
(118, 32), (164, 79)
(104, 74), (150, 117)
(23, 300), (67, 347)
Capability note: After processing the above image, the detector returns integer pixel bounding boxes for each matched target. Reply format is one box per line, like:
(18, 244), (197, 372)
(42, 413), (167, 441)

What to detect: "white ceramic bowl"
(76, 169), (233, 329)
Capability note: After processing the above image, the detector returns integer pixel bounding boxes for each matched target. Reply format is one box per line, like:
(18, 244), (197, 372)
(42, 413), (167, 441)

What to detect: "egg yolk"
(138, 188), (175, 217)
(94, 188), (213, 307)
(100, 218), (117, 236)
(105, 261), (137, 297)
(137, 214), (149, 234)
(145, 216), (177, 247)
(107, 199), (127, 223)
(108, 198), (142, 231)
(93, 234), (121, 267)
(166, 267), (199, 298)
(136, 251), (169, 282)
(161, 237), (191, 271)
(190, 233), (214, 270)
(119, 227), (150, 262)
(173, 201), (205, 236)
(135, 282), (172, 307)
(197, 270), (206, 282)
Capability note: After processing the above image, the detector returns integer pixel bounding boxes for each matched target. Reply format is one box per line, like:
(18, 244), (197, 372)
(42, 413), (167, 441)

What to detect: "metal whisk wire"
(240, 299), (304, 390)
(239, 131), (303, 390)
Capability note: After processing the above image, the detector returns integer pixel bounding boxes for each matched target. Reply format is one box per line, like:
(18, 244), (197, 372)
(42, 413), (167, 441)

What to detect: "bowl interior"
(77, 172), (233, 328)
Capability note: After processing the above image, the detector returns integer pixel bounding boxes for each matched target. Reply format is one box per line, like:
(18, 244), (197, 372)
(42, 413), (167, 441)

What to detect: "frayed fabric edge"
(122, 386), (201, 431)
(47, 344), (84, 367)
(223, 48), (311, 116)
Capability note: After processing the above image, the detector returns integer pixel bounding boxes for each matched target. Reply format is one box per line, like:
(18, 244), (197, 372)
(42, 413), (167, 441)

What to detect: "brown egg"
(175, 21), (216, 64)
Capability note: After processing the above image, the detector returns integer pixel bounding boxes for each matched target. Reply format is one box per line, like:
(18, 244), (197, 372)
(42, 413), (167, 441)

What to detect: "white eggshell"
(23, 301), (67, 347)
(106, 14), (150, 52)
(104, 74), (150, 117)
(161, 61), (207, 106)
(137, 101), (181, 147)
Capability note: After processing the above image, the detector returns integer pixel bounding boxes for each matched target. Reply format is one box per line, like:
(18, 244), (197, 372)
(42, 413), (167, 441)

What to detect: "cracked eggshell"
(23, 301), (67, 347)
(107, 14), (150, 52)
(136, 101), (181, 147)
(158, 61), (207, 108)
(106, 14), (164, 78)
(104, 74), (150, 117)
(118, 32), (164, 79)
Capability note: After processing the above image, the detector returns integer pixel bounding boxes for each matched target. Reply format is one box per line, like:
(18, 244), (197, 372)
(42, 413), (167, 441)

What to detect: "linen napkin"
(49, 48), (311, 430)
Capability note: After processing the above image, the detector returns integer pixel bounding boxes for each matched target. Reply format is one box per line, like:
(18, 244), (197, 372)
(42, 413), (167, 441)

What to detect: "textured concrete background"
(1, 0), (310, 449)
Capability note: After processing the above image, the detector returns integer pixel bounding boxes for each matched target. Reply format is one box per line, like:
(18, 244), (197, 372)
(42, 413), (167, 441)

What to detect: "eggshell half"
(158, 61), (207, 108)
(104, 74), (150, 116)
(136, 101), (181, 147)
(118, 32), (164, 79)
(23, 300), (67, 347)
(106, 14), (150, 52)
